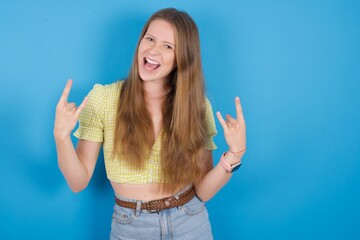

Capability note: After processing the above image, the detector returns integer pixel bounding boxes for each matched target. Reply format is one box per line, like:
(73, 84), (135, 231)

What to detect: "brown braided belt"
(115, 186), (195, 212)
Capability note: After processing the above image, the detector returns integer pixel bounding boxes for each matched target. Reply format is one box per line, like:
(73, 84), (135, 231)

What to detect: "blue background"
(1, 0), (359, 239)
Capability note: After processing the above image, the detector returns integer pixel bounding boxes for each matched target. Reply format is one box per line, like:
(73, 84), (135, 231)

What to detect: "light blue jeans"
(110, 189), (213, 240)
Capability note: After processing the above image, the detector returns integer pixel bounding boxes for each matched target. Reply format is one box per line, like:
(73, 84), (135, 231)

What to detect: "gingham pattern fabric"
(74, 80), (217, 184)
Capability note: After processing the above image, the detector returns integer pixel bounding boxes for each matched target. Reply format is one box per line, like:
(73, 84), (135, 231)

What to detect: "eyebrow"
(145, 33), (176, 47)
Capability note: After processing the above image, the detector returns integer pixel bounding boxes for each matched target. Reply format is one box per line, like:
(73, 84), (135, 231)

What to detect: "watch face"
(231, 164), (242, 173)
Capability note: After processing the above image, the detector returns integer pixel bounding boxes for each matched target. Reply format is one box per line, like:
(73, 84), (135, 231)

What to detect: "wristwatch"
(220, 152), (241, 173)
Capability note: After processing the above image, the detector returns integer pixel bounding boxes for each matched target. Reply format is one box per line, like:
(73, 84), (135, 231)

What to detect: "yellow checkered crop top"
(74, 80), (217, 184)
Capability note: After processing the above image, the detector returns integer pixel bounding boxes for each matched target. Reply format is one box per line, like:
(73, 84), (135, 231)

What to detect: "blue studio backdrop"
(1, 0), (359, 239)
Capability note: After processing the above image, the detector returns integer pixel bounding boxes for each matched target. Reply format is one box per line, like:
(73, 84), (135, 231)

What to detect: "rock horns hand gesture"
(216, 97), (246, 155)
(54, 80), (88, 141)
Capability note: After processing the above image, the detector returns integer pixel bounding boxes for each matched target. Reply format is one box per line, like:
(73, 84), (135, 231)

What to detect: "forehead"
(146, 19), (176, 44)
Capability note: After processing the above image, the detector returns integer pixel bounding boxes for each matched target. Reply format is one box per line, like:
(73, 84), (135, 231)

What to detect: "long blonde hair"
(113, 8), (207, 191)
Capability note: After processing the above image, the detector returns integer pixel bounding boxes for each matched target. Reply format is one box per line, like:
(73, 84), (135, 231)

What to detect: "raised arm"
(54, 80), (101, 192)
(195, 97), (246, 201)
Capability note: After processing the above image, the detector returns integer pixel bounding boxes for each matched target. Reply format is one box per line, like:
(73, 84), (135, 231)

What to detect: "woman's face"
(137, 19), (177, 84)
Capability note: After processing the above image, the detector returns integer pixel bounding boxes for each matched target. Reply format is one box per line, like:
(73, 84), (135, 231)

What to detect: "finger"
(226, 114), (238, 126)
(216, 111), (229, 131)
(59, 79), (73, 103)
(65, 102), (76, 111)
(75, 96), (88, 117)
(235, 96), (244, 120)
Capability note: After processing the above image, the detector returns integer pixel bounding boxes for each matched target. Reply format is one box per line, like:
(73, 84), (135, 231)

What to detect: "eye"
(145, 36), (154, 42)
(164, 44), (174, 50)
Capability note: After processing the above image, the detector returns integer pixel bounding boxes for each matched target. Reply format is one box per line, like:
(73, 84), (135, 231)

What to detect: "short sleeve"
(73, 84), (106, 142)
(204, 98), (217, 150)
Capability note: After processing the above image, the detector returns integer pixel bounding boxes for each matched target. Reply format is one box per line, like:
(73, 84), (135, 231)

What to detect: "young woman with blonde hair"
(54, 8), (246, 240)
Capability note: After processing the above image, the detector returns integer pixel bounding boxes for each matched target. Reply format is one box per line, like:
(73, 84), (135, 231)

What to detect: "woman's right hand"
(54, 80), (88, 141)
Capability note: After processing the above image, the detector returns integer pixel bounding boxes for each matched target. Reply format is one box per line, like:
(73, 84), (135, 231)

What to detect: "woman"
(54, 8), (246, 240)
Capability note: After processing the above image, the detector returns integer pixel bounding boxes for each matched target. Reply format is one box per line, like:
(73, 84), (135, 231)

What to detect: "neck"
(143, 80), (169, 101)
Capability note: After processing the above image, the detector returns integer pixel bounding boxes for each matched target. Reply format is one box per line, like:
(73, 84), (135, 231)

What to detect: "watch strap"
(220, 152), (241, 173)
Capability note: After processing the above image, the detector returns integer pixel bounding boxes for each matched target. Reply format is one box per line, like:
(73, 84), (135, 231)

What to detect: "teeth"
(146, 57), (160, 65)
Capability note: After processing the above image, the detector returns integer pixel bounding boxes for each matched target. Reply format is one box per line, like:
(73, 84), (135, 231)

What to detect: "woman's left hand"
(216, 97), (246, 155)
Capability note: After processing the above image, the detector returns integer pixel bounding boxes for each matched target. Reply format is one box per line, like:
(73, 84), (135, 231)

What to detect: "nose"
(149, 44), (161, 55)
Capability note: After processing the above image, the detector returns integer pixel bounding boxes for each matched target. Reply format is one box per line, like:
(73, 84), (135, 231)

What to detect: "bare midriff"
(110, 181), (186, 202)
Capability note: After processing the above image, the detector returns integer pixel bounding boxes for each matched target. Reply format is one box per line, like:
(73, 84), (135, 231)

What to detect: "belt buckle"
(147, 199), (161, 213)
(146, 197), (174, 213)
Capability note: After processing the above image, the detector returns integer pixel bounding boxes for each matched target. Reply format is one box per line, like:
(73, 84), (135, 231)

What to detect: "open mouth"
(144, 57), (161, 71)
